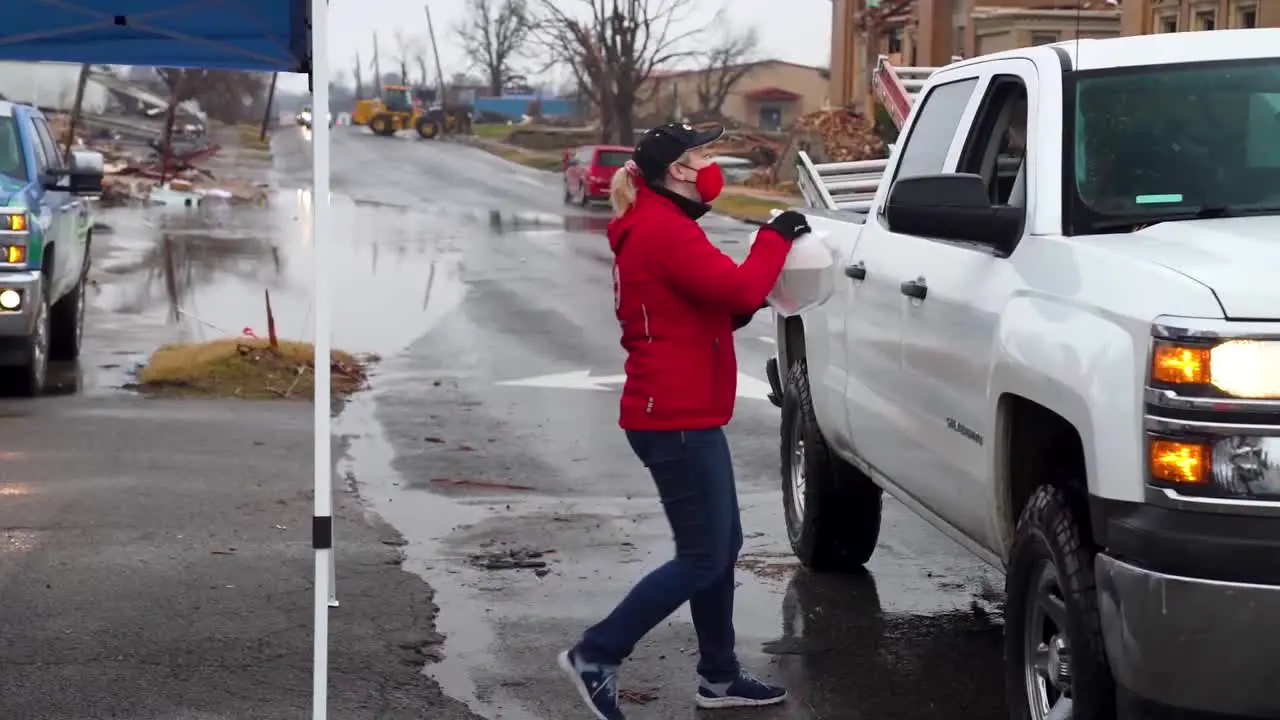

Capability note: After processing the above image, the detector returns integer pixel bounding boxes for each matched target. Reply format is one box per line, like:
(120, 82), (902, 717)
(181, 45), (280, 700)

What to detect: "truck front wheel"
(780, 360), (882, 572)
(50, 270), (86, 361)
(15, 290), (49, 397)
(1004, 484), (1114, 720)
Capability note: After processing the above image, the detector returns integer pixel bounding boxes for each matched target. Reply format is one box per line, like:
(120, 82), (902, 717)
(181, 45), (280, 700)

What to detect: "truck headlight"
(0, 288), (21, 310)
(1150, 435), (1280, 499)
(1152, 339), (1280, 399)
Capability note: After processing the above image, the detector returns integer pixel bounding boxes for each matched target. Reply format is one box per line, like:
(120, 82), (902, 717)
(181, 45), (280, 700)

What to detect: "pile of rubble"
(45, 112), (269, 208)
(791, 107), (887, 163)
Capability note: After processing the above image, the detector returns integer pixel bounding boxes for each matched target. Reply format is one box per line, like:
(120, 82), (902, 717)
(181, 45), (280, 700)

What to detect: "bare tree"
(156, 69), (269, 123)
(694, 23), (758, 116)
(414, 49), (430, 88)
(353, 52), (365, 99)
(458, 0), (534, 97)
(534, 0), (704, 145)
(393, 31), (418, 85)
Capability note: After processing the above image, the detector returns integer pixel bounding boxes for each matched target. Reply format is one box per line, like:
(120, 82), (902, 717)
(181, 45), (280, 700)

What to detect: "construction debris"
(792, 108), (886, 164)
(45, 110), (269, 208)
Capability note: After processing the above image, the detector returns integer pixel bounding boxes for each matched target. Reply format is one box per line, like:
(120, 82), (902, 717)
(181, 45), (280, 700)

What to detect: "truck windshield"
(0, 118), (24, 183)
(1066, 58), (1280, 233)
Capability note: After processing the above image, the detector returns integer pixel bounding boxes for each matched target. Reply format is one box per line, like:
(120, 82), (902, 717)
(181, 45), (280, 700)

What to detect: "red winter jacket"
(608, 184), (790, 431)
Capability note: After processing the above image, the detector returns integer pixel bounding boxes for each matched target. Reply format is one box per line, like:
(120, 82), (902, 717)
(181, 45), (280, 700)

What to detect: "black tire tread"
(781, 359), (882, 572)
(1004, 483), (1114, 720)
(49, 273), (83, 361)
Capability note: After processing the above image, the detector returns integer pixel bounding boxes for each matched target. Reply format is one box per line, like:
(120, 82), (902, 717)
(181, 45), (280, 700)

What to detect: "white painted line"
(497, 370), (773, 401)
(758, 336), (776, 345)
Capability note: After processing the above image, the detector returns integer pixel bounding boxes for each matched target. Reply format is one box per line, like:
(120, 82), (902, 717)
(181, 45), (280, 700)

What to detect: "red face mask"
(678, 162), (725, 203)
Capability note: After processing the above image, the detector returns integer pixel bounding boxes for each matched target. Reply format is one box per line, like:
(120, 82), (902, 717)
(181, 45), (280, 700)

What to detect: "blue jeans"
(577, 427), (744, 682)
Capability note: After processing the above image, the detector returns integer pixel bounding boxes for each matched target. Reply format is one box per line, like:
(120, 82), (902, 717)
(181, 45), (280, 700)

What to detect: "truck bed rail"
(798, 151), (1023, 213)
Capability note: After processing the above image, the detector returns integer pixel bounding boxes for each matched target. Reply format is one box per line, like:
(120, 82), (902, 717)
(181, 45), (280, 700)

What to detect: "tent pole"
(310, 0), (334, 715)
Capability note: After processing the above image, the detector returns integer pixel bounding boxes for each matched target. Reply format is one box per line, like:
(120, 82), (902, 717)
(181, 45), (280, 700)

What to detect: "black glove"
(764, 210), (812, 242)
(731, 302), (771, 331)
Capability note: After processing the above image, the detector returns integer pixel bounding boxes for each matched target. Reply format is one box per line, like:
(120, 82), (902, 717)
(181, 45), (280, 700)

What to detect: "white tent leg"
(310, 0), (333, 716)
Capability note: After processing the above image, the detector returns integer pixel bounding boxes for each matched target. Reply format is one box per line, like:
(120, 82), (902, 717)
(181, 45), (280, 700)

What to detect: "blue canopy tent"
(0, 2), (337, 719)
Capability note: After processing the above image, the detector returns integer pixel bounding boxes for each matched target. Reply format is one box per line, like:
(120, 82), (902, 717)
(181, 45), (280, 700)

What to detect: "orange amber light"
(1150, 439), (1208, 485)
(1152, 343), (1210, 384)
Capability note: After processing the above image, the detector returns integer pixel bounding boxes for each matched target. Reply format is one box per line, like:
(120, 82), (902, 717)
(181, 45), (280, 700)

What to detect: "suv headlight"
(1146, 326), (1280, 501)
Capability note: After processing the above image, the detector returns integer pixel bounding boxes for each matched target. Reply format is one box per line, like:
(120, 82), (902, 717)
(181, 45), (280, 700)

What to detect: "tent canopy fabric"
(0, 0), (311, 72)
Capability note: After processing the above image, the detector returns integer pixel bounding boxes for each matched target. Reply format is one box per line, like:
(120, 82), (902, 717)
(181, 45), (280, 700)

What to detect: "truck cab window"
(0, 118), (24, 182)
(957, 78), (1029, 206)
(34, 118), (63, 170)
(891, 78), (978, 183)
(24, 117), (48, 175)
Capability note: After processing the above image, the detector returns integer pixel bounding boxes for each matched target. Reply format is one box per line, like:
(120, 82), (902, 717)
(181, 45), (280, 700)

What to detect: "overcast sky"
(278, 0), (833, 93)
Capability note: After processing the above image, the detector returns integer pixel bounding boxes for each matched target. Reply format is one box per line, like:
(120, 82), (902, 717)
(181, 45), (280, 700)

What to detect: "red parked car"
(562, 144), (632, 206)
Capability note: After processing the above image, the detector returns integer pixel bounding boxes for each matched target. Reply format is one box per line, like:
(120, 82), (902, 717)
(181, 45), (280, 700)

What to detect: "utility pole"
(260, 72), (279, 143)
(63, 64), (90, 163)
(424, 5), (447, 105)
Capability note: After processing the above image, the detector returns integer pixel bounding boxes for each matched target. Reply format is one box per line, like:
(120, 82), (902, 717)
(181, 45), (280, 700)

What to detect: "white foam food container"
(753, 214), (835, 317)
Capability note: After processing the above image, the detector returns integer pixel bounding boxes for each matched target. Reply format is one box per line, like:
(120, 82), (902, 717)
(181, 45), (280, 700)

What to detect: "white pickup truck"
(764, 29), (1280, 720)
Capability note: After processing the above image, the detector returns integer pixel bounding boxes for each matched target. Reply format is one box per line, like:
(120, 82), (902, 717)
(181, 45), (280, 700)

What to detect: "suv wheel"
(780, 359), (882, 571)
(1004, 484), (1115, 720)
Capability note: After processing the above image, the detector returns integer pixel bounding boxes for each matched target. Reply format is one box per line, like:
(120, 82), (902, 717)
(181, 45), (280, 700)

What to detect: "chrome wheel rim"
(32, 297), (48, 389)
(1024, 560), (1073, 720)
(789, 430), (807, 528)
(74, 279), (85, 348)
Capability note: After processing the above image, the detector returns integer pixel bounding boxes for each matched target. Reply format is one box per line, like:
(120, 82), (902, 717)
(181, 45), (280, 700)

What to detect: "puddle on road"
(88, 190), (467, 366)
(339, 368), (1006, 720)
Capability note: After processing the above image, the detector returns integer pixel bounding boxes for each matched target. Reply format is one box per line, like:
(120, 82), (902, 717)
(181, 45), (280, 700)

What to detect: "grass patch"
(473, 123), (515, 141)
(488, 144), (564, 172)
(135, 337), (369, 400)
(712, 192), (796, 224)
(235, 124), (271, 151)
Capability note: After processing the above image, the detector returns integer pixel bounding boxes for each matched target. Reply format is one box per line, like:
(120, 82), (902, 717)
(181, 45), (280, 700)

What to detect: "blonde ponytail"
(609, 167), (638, 217)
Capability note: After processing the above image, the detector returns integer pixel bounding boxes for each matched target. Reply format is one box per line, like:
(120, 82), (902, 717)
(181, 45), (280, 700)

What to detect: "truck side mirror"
(885, 173), (1022, 255)
(67, 150), (104, 197)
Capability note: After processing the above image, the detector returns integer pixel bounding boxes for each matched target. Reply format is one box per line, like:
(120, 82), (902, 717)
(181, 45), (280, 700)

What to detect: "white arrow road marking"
(496, 370), (773, 401)
(495, 370), (626, 391)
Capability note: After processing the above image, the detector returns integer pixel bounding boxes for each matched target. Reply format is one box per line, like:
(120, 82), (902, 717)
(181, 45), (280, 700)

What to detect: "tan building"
(637, 61), (829, 131)
(1122, 0), (1270, 34)
(830, 0), (1121, 108)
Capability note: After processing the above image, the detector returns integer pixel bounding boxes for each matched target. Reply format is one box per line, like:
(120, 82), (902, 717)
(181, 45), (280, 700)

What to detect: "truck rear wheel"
(415, 116), (440, 139)
(1004, 484), (1114, 720)
(780, 359), (882, 571)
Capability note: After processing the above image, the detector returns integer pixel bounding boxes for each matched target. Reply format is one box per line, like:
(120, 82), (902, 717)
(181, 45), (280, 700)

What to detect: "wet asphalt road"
(307, 128), (1010, 720)
(0, 130), (480, 720)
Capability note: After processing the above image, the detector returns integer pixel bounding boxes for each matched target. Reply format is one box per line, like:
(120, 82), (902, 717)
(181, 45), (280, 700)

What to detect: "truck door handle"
(900, 277), (928, 300)
(844, 262), (866, 280)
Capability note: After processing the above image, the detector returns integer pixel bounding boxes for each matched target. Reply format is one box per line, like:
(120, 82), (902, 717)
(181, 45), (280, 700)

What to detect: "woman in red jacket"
(557, 123), (812, 720)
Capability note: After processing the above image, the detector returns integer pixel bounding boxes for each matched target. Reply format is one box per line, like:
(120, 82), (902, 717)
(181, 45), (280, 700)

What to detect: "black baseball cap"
(633, 122), (724, 183)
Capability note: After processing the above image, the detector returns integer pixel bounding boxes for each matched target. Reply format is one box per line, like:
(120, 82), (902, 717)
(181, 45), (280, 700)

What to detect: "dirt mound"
(135, 338), (369, 400)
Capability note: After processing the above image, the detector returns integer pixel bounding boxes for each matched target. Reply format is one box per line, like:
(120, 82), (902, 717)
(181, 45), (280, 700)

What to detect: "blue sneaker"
(558, 647), (625, 720)
(695, 671), (788, 709)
